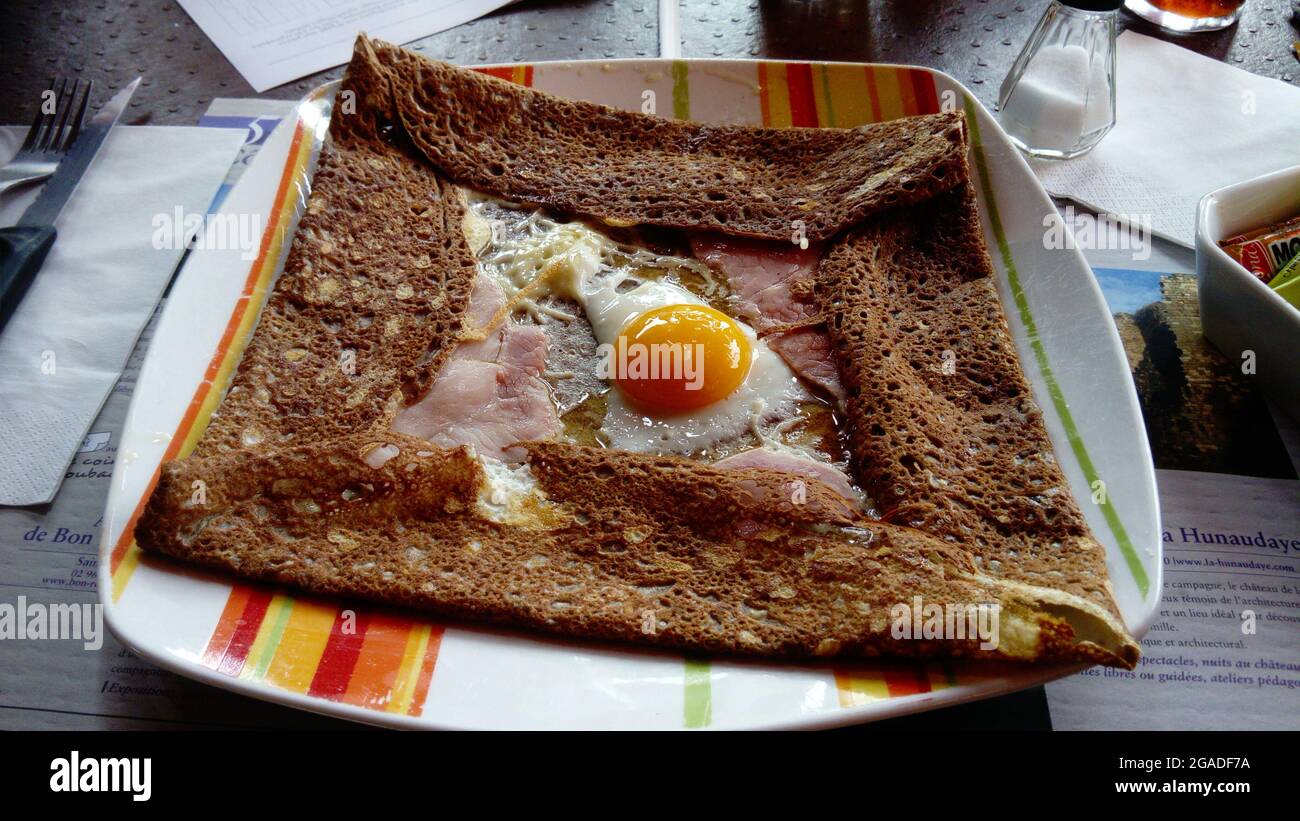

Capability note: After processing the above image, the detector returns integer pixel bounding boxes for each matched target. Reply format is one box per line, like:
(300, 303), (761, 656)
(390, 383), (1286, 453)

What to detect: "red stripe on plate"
(307, 608), (372, 700)
(882, 661), (932, 697)
(908, 68), (940, 115)
(785, 63), (818, 127)
(213, 589), (274, 678)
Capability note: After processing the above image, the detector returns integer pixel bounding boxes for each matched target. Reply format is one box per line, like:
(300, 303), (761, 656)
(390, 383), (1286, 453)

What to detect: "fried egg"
(581, 274), (806, 454)
(467, 196), (808, 455)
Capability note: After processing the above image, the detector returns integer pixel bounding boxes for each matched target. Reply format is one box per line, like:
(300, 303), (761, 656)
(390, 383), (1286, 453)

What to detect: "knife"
(0, 78), (140, 333)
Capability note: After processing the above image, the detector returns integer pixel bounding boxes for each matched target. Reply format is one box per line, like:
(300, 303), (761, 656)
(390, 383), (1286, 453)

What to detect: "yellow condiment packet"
(1267, 251), (1300, 290)
(1273, 273), (1300, 309)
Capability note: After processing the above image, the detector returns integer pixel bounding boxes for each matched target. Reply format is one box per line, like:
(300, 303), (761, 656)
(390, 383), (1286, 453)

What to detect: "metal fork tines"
(0, 78), (94, 196)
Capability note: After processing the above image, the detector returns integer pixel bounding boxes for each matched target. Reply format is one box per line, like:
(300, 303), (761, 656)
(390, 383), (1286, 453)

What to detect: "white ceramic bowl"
(1196, 164), (1300, 422)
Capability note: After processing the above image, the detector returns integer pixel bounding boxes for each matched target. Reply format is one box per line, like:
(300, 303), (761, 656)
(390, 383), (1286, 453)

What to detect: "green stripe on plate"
(962, 95), (1150, 597)
(817, 64), (838, 127)
(672, 60), (690, 120)
(684, 658), (712, 728)
(248, 597), (294, 680)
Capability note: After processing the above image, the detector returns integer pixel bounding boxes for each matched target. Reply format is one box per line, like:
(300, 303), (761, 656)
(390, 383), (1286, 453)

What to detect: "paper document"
(178, 0), (516, 92)
(1047, 469), (1300, 730)
(1042, 211), (1300, 730)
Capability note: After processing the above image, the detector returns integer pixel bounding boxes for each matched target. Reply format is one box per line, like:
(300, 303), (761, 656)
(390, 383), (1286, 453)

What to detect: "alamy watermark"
(891, 596), (1001, 651)
(0, 596), (103, 651)
(595, 339), (705, 390)
(1044, 206), (1152, 261)
(50, 751), (151, 801)
(151, 207), (263, 261)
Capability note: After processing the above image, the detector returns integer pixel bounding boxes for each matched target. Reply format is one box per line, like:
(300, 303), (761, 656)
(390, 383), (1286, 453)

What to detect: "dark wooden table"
(2, 0), (1296, 731)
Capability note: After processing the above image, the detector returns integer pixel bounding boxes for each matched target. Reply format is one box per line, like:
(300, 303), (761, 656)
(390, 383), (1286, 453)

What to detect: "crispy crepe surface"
(137, 36), (1139, 668)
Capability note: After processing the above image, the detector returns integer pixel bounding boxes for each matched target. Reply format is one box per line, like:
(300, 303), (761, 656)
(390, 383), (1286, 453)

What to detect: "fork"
(0, 78), (93, 197)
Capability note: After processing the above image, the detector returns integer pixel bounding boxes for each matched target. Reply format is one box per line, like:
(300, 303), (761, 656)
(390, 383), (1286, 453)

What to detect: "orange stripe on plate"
(109, 545), (141, 603)
(862, 66), (884, 124)
(407, 626), (445, 717)
(341, 614), (414, 710)
(759, 63), (792, 127)
(475, 65), (532, 86)
(893, 66), (920, 117)
(201, 585), (255, 669)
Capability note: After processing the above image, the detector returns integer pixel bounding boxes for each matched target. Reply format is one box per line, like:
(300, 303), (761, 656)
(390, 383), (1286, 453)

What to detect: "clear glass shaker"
(997, 0), (1120, 160)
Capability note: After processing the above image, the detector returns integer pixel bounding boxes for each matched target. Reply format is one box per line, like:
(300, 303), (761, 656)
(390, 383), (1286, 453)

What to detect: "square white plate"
(100, 59), (1160, 730)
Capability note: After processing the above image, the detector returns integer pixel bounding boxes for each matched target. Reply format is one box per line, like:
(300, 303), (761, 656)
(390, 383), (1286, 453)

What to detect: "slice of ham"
(463, 273), (507, 331)
(391, 275), (561, 463)
(766, 328), (843, 403)
(714, 447), (862, 519)
(689, 234), (844, 401)
(690, 235), (822, 330)
(715, 447), (858, 503)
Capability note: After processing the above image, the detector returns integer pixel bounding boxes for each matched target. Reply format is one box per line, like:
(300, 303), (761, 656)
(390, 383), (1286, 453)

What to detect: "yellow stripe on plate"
(811, 64), (835, 128)
(387, 624), (433, 715)
(240, 594), (293, 681)
(822, 64), (874, 127)
(760, 63), (793, 128)
(262, 599), (337, 692)
(871, 66), (906, 122)
(835, 672), (890, 707)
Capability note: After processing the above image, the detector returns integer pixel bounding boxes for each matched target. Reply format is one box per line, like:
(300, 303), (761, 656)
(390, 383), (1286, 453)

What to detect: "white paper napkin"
(1030, 31), (1300, 247)
(0, 125), (244, 506)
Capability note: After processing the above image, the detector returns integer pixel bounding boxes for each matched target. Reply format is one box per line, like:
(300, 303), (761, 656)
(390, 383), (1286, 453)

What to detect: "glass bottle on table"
(997, 0), (1120, 160)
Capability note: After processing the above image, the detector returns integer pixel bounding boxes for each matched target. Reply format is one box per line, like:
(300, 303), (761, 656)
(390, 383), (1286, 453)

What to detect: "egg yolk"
(613, 304), (752, 413)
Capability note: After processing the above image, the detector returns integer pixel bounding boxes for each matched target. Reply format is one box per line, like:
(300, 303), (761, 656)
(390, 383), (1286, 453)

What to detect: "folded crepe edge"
(347, 33), (970, 243)
(965, 573), (1140, 669)
(136, 435), (1138, 668)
